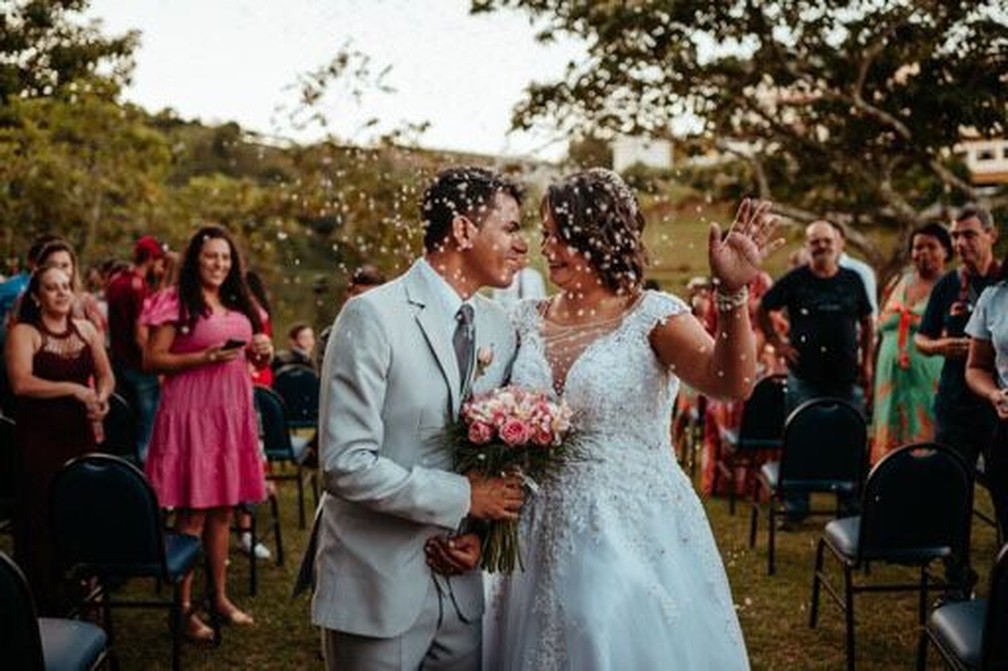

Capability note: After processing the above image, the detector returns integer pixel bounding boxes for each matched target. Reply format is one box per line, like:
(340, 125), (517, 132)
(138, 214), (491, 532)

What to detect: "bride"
(429, 169), (779, 669)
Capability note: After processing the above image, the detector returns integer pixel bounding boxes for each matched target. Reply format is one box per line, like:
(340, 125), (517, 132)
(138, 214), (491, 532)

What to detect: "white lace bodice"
(510, 290), (687, 461)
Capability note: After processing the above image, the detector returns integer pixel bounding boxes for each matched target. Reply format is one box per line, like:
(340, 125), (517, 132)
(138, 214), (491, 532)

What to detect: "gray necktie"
(453, 303), (474, 387)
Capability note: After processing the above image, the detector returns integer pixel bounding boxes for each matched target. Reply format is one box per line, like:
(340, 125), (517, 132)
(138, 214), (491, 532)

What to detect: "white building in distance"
(956, 137), (1008, 185)
(611, 136), (673, 172)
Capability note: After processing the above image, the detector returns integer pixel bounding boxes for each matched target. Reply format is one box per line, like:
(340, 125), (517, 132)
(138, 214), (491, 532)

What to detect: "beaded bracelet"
(714, 285), (749, 312)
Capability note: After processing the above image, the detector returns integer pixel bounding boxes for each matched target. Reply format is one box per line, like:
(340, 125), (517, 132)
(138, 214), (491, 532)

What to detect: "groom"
(309, 166), (528, 670)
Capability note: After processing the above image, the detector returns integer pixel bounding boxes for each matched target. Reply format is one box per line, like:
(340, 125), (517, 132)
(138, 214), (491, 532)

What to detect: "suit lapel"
(404, 262), (461, 414)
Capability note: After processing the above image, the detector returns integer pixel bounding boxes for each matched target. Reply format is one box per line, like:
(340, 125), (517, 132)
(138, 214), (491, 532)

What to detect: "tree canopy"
(474, 0), (1008, 263)
(0, 0), (137, 103)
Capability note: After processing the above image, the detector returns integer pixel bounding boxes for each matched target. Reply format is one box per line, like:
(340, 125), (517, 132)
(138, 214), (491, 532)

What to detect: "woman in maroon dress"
(5, 264), (114, 613)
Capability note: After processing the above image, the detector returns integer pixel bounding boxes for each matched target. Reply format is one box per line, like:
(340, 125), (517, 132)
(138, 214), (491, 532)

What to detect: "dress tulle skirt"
(483, 458), (749, 671)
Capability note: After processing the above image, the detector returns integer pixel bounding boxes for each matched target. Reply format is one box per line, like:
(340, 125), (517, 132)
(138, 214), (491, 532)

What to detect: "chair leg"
(296, 464), (306, 530)
(844, 563), (855, 671)
(749, 483), (761, 548)
(248, 507), (258, 597)
(917, 569), (928, 625)
(171, 583), (183, 671)
(270, 491), (285, 566)
(810, 538), (825, 628)
(768, 497), (777, 576)
(728, 469), (737, 515)
(99, 580), (116, 656)
(915, 627), (929, 671)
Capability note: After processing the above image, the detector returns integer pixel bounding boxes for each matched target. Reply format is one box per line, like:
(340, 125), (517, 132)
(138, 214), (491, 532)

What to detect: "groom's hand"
(425, 533), (481, 575)
(466, 472), (524, 521)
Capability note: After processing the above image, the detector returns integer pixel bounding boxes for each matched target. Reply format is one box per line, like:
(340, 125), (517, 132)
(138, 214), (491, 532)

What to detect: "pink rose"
(499, 418), (531, 446)
(468, 421), (493, 445)
(532, 429), (553, 447)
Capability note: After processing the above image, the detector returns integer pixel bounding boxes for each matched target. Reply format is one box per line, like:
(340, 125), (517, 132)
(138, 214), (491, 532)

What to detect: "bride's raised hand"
(708, 198), (785, 292)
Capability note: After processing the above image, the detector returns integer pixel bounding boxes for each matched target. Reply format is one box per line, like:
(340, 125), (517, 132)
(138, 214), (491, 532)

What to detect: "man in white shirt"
(830, 221), (878, 316)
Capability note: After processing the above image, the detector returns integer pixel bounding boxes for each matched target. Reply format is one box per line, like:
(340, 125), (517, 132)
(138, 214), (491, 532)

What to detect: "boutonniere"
(475, 345), (494, 379)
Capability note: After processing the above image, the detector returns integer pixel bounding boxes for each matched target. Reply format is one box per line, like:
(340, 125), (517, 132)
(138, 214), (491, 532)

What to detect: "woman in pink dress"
(143, 225), (273, 641)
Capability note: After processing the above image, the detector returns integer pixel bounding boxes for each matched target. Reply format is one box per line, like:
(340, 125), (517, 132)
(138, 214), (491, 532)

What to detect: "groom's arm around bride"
(308, 166), (530, 671)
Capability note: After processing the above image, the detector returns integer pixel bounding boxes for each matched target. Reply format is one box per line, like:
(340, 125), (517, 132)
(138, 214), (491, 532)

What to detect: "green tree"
(0, 0), (137, 103)
(473, 0), (1008, 267)
(0, 88), (172, 263)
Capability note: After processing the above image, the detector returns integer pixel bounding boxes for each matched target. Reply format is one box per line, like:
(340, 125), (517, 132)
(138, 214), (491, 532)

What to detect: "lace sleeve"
(636, 290), (689, 333)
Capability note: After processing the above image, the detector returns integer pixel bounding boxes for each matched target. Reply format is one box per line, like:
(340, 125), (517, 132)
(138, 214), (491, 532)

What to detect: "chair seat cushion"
(824, 516), (861, 558)
(164, 532), (201, 580)
(759, 462), (857, 494)
(928, 598), (985, 668)
(39, 618), (107, 671)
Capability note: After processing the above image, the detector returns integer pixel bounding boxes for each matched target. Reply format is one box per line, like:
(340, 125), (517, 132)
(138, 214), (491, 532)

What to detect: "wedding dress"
(483, 291), (750, 670)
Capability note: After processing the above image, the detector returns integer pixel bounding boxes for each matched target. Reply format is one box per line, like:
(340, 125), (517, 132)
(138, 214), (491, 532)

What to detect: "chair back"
(736, 374), (787, 451)
(0, 550), (45, 670)
(0, 415), (17, 521)
(272, 365), (319, 429)
(779, 398), (867, 492)
(254, 386), (294, 461)
(982, 543), (1008, 670)
(50, 454), (167, 578)
(100, 392), (138, 462)
(858, 443), (973, 564)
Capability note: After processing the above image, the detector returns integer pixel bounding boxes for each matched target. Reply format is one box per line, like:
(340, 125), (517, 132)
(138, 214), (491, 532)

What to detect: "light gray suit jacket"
(309, 260), (516, 637)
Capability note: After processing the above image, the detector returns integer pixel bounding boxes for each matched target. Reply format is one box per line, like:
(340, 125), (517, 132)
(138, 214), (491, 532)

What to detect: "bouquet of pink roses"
(453, 385), (577, 572)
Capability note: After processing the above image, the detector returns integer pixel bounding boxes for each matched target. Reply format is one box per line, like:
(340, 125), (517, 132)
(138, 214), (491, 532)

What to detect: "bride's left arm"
(649, 304), (756, 401)
(650, 197), (782, 401)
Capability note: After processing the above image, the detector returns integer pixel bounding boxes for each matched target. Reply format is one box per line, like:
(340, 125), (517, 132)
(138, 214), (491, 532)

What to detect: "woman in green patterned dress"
(870, 223), (952, 463)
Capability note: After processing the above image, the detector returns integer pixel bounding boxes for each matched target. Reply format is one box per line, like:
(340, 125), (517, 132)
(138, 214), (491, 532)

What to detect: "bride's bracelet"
(714, 285), (749, 312)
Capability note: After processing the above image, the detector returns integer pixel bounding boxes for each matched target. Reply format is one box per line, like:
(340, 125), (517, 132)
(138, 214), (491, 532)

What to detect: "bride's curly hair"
(541, 168), (647, 293)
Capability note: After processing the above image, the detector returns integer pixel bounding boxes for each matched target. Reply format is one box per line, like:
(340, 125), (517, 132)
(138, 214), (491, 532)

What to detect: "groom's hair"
(421, 166), (523, 252)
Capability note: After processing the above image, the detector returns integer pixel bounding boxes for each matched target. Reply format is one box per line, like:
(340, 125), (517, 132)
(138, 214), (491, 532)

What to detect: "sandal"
(177, 604), (215, 644)
(213, 603), (254, 626)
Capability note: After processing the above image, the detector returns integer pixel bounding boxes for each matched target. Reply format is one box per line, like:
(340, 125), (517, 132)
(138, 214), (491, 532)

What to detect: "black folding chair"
(918, 541), (1008, 671)
(253, 386), (293, 561)
(749, 397), (868, 575)
(713, 374), (786, 514)
(0, 550), (109, 671)
(99, 392), (140, 464)
(0, 415), (16, 535)
(809, 443), (974, 671)
(50, 454), (216, 671)
(272, 364), (320, 431)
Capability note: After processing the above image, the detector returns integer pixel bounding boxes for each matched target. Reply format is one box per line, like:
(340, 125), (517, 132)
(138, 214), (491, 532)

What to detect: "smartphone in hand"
(221, 338), (247, 351)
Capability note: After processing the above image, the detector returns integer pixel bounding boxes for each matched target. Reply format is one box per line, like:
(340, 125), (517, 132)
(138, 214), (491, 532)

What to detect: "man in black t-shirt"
(758, 220), (874, 521)
(759, 221), (874, 413)
(916, 205), (999, 466)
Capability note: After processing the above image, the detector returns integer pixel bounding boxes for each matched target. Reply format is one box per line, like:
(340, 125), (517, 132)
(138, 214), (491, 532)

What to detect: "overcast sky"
(86, 0), (586, 160)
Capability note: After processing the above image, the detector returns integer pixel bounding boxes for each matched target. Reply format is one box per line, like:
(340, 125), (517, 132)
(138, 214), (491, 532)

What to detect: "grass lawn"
(3, 457), (998, 670)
